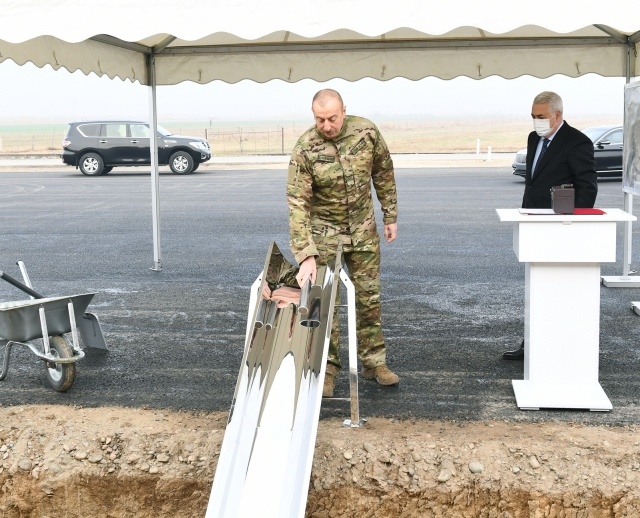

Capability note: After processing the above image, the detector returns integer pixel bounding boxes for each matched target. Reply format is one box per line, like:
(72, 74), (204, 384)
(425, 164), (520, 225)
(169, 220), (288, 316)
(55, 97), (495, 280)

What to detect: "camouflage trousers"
(316, 245), (387, 370)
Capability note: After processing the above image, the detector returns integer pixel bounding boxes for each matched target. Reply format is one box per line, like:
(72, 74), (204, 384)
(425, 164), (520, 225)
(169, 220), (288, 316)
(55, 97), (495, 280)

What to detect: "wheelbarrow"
(0, 262), (107, 392)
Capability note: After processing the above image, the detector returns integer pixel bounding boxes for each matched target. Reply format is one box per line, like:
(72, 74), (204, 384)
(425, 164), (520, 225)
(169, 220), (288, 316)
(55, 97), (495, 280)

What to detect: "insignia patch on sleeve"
(349, 138), (366, 155)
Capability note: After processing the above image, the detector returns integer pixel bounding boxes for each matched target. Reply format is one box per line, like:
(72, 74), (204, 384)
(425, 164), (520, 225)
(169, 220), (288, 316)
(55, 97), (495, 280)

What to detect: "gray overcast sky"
(0, 60), (630, 124)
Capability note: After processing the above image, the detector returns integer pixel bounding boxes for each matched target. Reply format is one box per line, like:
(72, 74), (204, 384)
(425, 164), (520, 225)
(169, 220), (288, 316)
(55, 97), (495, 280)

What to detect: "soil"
(1, 405), (640, 517)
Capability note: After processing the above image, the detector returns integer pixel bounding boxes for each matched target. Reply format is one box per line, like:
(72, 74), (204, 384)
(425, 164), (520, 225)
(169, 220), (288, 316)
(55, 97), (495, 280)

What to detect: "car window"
(582, 128), (603, 142)
(602, 129), (623, 145)
(104, 124), (127, 138)
(77, 124), (101, 137)
(130, 124), (150, 138)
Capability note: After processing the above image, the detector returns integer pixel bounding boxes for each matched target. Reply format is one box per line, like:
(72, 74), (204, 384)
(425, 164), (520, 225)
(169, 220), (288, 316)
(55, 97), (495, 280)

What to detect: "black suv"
(61, 121), (211, 175)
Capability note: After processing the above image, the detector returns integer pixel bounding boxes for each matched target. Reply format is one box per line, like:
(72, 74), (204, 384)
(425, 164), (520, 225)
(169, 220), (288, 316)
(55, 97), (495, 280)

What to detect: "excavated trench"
(2, 407), (640, 517)
(1, 476), (640, 517)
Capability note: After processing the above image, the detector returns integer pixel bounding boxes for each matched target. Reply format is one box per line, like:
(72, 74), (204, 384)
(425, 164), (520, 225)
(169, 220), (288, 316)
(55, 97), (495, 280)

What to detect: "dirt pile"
(1, 405), (639, 517)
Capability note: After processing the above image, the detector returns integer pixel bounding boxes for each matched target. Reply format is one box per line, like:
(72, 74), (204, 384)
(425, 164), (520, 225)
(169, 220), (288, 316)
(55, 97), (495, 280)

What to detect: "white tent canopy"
(2, 0), (639, 85)
(2, 0), (639, 270)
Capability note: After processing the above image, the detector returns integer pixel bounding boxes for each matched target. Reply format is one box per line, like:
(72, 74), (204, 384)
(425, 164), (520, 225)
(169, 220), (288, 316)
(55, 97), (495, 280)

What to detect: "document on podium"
(517, 208), (606, 216)
(518, 208), (555, 215)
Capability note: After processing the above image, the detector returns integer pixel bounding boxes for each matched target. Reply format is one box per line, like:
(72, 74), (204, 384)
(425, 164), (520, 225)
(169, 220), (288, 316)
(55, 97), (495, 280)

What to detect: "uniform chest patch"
(349, 138), (366, 155)
(317, 154), (335, 163)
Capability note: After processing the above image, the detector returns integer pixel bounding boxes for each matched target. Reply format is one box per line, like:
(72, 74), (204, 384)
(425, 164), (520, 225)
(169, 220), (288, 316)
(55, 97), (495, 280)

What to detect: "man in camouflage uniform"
(286, 88), (399, 397)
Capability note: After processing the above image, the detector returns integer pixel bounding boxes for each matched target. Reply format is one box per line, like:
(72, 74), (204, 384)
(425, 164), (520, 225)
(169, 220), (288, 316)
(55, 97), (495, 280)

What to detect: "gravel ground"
(1, 162), (640, 515)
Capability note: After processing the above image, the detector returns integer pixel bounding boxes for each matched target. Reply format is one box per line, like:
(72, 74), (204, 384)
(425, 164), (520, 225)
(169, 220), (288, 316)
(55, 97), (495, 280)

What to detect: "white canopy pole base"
(601, 193), (636, 287)
(601, 275), (640, 287)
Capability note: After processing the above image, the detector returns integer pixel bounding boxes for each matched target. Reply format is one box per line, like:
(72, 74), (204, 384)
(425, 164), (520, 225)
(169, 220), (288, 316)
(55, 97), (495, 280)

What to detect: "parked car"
(512, 147), (526, 175)
(511, 124), (623, 180)
(61, 121), (211, 175)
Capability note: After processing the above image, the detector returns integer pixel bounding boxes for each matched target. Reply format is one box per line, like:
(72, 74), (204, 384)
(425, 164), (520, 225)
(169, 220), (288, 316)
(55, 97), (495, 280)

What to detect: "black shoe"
(502, 340), (524, 360)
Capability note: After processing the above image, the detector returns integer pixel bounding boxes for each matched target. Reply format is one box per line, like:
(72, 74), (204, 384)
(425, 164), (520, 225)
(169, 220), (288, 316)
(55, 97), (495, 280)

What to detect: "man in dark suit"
(502, 91), (598, 360)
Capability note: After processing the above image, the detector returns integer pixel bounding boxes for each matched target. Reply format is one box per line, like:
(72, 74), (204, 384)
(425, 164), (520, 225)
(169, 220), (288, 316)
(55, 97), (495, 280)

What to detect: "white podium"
(496, 208), (636, 411)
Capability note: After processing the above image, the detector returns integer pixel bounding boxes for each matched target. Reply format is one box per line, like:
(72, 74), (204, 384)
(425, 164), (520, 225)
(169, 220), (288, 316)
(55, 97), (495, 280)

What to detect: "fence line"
(0, 130), (62, 154)
(204, 127), (288, 156)
(0, 119), (563, 155)
(0, 127), (293, 156)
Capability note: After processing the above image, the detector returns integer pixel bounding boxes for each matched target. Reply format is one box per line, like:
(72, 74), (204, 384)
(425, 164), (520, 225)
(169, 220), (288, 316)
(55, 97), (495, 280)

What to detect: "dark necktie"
(534, 138), (550, 175)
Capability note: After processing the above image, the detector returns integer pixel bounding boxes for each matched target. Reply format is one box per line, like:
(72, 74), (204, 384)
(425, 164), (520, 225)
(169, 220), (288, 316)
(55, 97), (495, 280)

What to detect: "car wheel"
(102, 166), (113, 174)
(169, 151), (194, 174)
(79, 153), (105, 176)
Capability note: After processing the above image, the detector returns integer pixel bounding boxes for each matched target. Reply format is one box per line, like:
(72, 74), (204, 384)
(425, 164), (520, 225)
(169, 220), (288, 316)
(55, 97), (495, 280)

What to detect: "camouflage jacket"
(287, 115), (398, 265)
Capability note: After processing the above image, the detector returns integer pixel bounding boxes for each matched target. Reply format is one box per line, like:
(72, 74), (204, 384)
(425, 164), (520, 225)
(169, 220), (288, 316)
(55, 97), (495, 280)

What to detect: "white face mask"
(533, 118), (551, 137)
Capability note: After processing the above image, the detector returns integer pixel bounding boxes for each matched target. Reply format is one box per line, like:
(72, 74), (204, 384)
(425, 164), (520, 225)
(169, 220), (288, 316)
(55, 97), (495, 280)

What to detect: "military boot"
(322, 363), (340, 398)
(362, 365), (400, 386)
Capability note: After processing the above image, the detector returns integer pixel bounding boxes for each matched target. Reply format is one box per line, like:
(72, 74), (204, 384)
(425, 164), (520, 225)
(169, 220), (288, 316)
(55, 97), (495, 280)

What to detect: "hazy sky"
(0, 59), (631, 124)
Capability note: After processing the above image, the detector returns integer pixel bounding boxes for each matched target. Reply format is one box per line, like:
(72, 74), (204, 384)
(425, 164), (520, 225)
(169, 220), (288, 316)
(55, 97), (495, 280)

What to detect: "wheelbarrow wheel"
(45, 336), (76, 392)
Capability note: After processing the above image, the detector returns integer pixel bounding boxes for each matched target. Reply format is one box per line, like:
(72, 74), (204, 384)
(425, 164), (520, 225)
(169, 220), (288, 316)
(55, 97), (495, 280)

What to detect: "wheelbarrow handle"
(0, 270), (44, 299)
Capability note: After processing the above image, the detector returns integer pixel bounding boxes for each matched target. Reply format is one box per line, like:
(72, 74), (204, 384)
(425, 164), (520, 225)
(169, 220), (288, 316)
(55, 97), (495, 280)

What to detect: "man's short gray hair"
(312, 89), (344, 108)
(533, 91), (563, 114)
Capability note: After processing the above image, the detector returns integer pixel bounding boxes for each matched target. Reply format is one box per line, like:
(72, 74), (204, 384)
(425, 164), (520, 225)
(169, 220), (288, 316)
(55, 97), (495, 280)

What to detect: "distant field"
(0, 116), (622, 156)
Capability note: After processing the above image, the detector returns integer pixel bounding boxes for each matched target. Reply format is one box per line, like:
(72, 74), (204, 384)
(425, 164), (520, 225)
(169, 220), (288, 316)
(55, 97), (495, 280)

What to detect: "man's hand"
(270, 286), (302, 308)
(296, 256), (317, 287)
(384, 223), (397, 243)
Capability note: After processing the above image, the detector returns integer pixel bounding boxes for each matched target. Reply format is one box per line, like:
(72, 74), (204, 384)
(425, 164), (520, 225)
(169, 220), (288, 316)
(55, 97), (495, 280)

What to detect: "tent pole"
(602, 39), (639, 287)
(623, 40), (633, 276)
(147, 53), (162, 271)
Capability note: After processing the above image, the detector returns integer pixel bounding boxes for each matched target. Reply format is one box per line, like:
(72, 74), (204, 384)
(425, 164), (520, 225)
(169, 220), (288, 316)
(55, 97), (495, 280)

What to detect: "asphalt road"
(1, 166), (639, 426)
